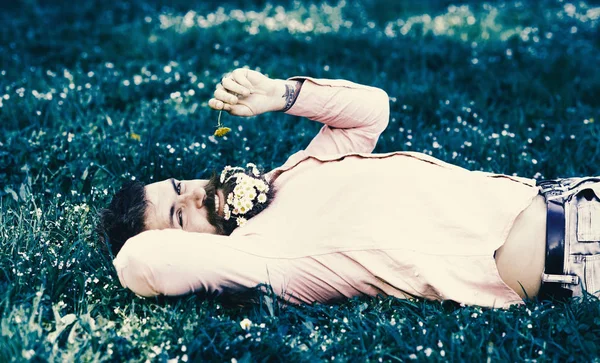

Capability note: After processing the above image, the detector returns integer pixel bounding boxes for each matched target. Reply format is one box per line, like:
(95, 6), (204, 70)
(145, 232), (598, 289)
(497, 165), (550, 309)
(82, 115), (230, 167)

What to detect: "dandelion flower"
(130, 132), (141, 142)
(214, 127), (231, 137)
(214, 110), (231, 137)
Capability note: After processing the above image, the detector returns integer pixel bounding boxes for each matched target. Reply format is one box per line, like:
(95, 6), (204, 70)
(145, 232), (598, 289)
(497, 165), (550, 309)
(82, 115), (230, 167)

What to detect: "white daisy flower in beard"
(234, 185), (245, 196)
(216, 163), (275, 234)
(236, 217), (247, 227)
(256, 180), (268, 192)
(234, 198), (243, 209)
(257, 193), (267, 203)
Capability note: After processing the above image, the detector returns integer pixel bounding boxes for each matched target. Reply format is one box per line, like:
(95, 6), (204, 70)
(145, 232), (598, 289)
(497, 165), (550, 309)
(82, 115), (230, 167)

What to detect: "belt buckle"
(538, 180), (567, 196)
(542, 273), (580, 285)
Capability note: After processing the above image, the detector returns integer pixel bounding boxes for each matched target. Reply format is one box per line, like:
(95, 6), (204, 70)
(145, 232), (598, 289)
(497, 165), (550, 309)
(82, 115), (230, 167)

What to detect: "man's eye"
(176, 182), (182, 195)
(178, 210), (183, 228)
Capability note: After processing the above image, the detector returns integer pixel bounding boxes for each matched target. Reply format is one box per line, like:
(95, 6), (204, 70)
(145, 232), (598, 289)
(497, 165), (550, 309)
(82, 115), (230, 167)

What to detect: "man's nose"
(183, 187), (206, 209)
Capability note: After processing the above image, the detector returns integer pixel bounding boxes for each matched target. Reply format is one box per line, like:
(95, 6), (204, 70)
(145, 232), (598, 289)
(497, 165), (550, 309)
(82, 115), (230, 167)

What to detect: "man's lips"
(215, 189), (225, 216)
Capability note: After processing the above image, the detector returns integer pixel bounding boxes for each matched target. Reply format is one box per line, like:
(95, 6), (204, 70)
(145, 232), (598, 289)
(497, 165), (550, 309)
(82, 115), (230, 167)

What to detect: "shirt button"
(414, 271), (419, 277)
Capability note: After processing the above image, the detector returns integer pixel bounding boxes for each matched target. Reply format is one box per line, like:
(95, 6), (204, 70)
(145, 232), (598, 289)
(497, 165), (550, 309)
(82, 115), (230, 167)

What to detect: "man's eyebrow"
(169, 178), (177, 227)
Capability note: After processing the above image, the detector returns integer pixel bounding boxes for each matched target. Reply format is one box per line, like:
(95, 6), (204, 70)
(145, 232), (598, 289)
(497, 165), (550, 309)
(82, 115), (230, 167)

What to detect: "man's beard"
(203, 170), (276, 235)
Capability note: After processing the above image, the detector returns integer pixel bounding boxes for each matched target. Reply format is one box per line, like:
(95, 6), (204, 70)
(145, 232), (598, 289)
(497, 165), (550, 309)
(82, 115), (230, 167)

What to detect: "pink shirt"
(114, 77), (539, 308)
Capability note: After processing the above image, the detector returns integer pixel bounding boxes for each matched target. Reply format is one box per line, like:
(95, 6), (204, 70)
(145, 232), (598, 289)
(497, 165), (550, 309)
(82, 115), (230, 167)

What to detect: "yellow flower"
(130, 132), (141, 141)
(214, 127), (231, 137)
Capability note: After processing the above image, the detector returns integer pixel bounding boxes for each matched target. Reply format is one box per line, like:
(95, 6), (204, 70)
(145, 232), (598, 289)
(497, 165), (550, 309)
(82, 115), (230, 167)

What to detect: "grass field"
(1, 0), (599, 361)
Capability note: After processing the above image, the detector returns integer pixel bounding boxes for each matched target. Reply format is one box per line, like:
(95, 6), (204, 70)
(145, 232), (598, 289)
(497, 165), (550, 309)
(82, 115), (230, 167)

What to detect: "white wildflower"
(22, 350), (35, 360)
(240, 318), (252, 330)
(255, 181), (267, 192)
(257, 193), (267, 203)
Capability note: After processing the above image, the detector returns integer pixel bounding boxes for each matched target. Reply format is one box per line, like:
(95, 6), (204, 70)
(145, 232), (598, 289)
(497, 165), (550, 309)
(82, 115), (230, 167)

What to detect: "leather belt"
(537, 194), (577, 300)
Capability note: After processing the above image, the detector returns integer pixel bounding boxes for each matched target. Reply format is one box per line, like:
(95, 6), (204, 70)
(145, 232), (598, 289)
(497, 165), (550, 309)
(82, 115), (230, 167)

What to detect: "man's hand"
(209, 68), (293, 117)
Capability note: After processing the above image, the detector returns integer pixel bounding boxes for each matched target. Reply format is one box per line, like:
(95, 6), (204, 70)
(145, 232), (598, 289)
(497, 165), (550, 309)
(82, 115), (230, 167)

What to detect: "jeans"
(538, 177), (600, 299)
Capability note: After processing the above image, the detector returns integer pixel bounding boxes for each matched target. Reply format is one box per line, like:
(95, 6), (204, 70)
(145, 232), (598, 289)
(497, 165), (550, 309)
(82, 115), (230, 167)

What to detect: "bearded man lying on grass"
(99, 68), (600, 308)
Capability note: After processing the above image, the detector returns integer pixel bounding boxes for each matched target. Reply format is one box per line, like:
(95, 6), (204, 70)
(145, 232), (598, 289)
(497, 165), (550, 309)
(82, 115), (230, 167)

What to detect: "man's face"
(144, 175), (226, 235)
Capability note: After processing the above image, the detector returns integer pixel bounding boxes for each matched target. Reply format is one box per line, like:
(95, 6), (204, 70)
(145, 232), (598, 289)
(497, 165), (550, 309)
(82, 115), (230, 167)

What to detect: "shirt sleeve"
(112, 229), (366, 305)
(112, 229), (277, 298)
(285, 77), (390, 156)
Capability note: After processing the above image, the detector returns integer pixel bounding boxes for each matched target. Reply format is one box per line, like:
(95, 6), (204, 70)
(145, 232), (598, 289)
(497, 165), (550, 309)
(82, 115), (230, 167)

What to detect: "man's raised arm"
(209, 69), (390, 157)
(112, 229), (275, 298)
(112, 230), (355, 305)
(284, 77), (390, 156)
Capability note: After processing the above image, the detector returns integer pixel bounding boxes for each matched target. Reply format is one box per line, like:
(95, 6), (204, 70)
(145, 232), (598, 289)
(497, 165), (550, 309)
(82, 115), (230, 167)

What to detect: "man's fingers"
(221, 77), (250, 97)
(213, 84), (238, 104)
(208, 98), (222, 110)
(208, 98), (232, 111)
(231, 69), (254, 94)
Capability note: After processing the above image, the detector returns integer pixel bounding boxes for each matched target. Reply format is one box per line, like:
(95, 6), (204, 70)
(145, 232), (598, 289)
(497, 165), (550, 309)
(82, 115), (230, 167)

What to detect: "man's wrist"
(279, 80), (303, 112)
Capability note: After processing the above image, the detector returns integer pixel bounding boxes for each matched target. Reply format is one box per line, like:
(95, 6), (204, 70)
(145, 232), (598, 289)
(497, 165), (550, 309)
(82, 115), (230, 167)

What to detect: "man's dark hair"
(97, 181), (147, 258)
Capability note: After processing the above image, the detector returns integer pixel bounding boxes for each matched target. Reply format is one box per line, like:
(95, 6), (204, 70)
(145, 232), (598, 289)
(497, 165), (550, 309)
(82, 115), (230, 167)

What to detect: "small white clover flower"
(236, 217), (247, 227)
(240, 318), (252, 330)
(257, 193), (267, 203)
